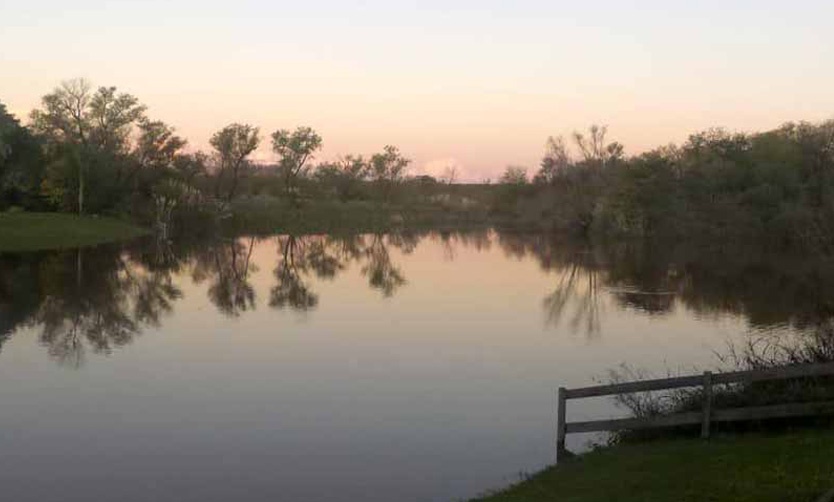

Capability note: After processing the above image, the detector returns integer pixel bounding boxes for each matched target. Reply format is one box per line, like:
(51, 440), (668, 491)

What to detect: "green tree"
(0, 102), (44, 209)
(369, 145), (410, 203)
(209, 123), (260, 202)
(315, 154), (369, 201)
(0, 102), (14, 163)
(499, 165), (528, 185)
(270, 126), (322, 198)
(604, 150), (679, 235)
(31, 79), (146, 214)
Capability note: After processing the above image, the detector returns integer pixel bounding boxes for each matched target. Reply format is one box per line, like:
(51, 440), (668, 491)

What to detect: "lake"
(0, 229), (826, 502)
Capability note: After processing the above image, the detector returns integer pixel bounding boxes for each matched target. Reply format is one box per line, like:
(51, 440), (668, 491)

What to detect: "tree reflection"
(267, 232), (414, 310)
(24, 245), (181, 366)
(362, 234), (406, 297)
(192, 237), (257, 316)
(270, 235), (320, 311)
(496, 233), (604, 338)
(492, 231), (834, 347)
(0, 253), (42, 352)
(4, 227), (834, 367)
(435, 229), (492, 261)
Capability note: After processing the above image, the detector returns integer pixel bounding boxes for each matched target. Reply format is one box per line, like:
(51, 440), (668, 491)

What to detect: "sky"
(2, 0), (834, 181)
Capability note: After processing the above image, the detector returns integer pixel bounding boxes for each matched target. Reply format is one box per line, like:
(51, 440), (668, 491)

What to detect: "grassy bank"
(0, 212), (148, 251)
(472, 429), (834, 502)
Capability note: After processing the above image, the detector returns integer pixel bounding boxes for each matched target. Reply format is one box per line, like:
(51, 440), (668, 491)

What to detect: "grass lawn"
(0, 212), (148, 251)
(472, 429), (834, 502)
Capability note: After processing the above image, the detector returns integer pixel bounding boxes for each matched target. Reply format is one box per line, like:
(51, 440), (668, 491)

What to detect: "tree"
(369, 145), (410, 202)
(499, 165), (528, 185)
(603, 150), (679, 235)
(572, 125), (624, 168)
(134, 118), (187, 175)
(270, 126), (322, 198)
(31, 79), (146, 214)
(0, 102), (14, 163)
(172, 151), (209, 185)
(0, 102), (44, 209)
(494, 166), (529, 216)
(315, 154), (369, 201)
(534, 136), (571, 184)
(210, 123), (260, 202)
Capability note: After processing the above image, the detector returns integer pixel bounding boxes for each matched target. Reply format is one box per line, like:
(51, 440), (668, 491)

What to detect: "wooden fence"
(556, 362), (834, 456)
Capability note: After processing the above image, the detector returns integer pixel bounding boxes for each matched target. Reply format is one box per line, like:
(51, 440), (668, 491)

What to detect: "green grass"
(472, 429), (834, 502)
(0, 212), (148, 251)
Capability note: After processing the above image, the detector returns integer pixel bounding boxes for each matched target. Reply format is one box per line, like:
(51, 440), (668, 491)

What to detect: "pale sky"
(2, 0), (833, 181)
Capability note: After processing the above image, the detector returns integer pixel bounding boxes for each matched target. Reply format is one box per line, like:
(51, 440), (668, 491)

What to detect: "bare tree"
(572, 125), (624, 168)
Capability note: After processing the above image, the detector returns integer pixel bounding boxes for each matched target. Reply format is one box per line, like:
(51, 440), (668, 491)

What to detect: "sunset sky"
(2, 0), (833, 181)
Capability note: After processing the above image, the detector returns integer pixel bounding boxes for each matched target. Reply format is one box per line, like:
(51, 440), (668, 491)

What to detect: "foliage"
(369, 145), (411, 202)
(502, 120), (834, 248)
(0, 101), (44, 210)
(314, 154), (370, 201)
(209, 123), (260, 202)
(271, 126), (322, 197)
(30, 79), (146, 214)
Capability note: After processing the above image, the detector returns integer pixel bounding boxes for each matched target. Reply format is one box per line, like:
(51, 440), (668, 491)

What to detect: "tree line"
(0, 79), (418, 230)
(4, 78), (834, 248)
(495, 121), (834, 249)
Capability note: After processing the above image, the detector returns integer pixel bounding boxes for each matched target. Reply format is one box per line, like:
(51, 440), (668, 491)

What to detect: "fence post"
(557, 387), (567, 458)
(701, 371), (713, 439)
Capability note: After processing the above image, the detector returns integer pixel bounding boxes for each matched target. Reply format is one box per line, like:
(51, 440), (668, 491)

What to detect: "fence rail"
(556, 361), (834, 457)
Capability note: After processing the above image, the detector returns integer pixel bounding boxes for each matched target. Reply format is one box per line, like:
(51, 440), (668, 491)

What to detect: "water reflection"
(270, 235), (323, 311)
(2, 230), (834, 366)
(192, 237), (258, 317)
(2, 247), (181, 366)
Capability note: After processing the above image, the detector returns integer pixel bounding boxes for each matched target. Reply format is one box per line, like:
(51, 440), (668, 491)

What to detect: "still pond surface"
(0, 230), (822, 501)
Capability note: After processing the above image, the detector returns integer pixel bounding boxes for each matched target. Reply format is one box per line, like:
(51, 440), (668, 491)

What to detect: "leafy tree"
(30, 79), (146, 214)
(603, 150), (679, 235)
(315, 154), (369, 201)
(369, 145), (410, 202)
(0, 102), (14, 163)
(0, 102), (44, 209)
(209, 123), (260, 202)
(499, 166), (528, 185)
(271, 126), (322, 198)
(534, 136), (570, 184)
(134, 119), (187, 174)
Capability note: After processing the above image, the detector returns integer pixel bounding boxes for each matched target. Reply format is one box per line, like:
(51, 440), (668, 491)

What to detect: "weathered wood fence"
(557, 362), (834, 456)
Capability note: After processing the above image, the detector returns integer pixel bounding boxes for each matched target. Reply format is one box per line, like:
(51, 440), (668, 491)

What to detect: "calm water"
(0, 230), (825, 502)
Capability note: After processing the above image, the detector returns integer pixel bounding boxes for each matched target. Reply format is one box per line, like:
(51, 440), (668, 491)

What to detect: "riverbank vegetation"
(471, 429), (834, 502)
(0, 79), (493, 243)
(495, 122), (834, 251)
(4, 79), (833, 250)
